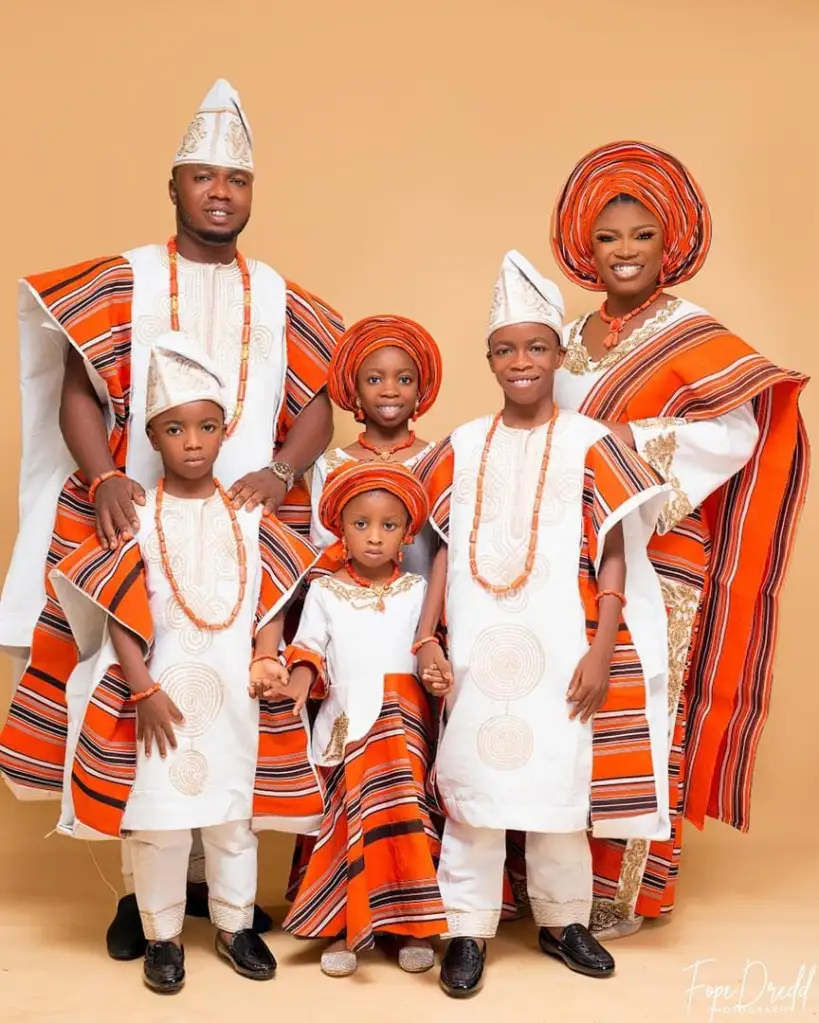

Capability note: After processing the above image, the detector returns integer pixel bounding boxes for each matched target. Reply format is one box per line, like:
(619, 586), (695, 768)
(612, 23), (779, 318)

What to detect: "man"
(0, 79), (344, 960)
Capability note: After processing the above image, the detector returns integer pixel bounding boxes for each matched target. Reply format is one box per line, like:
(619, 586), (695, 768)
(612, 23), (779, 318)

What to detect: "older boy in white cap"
(0, 78), (344, 957)
(414, 251), (672, 995)
(49, 335), (323, 992)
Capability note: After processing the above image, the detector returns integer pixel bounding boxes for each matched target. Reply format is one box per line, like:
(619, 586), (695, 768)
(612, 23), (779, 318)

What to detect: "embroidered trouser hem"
(128, 821), (256, 940)
(438, 820), (592, 938)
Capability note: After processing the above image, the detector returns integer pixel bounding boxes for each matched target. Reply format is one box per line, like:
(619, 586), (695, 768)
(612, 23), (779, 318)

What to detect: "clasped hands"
(248, 657), (311, 715)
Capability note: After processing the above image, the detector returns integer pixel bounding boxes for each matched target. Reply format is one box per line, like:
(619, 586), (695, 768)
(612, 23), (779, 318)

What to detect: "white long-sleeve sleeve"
(630, 402), (759, 534)
(308, 456), (340, 551)
(290, 582), (331, 661)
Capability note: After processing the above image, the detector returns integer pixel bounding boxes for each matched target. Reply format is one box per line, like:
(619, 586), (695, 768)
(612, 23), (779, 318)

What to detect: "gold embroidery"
(476, 715), (534, 771)
(323, 448), (352, 472)
(562, 316), (593, 375)
(469, 625), (545, 701)
(590, 838), (651, 929)
(631, 416), (689, 429)
(660, 577), (701, 715)
(318, 573), (422, 611)
(176, 116), (207, 158)
(323, 713), (349, 761)
(642, 430), (677, 478)
(563, 300), (683, 376)
(159, 662), (224, 738)
(641, 430), (694, 533)
(594, 579), (700, 924)
(169, 749), (208, 796)
(225, 119), (252, 168)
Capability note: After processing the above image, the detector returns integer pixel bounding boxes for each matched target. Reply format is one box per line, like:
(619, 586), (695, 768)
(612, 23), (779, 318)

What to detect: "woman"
(508, 140), (809, 940)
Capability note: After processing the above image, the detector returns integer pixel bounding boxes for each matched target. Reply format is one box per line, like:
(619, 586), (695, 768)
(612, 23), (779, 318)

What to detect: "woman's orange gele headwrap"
(318, 460), (430, 546)
(328, 315), (443, 419)
(551, 140), (712, 292)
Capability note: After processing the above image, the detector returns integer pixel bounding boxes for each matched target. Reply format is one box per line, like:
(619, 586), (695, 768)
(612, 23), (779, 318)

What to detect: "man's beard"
(177, 200), (250, 245)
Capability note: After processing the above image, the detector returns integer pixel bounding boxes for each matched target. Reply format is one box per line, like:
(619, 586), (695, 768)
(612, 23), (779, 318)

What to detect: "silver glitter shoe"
(591, 915), (644, 942)
(398, 944), (435, 973)
(320, 948), (357, 977)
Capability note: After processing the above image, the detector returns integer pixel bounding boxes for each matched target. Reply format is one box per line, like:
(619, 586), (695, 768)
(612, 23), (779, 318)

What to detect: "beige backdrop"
(0, 1), (816, 1018)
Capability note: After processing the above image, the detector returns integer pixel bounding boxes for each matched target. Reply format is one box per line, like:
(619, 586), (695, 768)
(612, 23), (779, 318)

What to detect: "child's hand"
(249, 657), (290, 701)
(137, 689), (184, 758)
(417, 643), (454, 696)
(566, 649), (610, 723)
(285, 665), (314, 716)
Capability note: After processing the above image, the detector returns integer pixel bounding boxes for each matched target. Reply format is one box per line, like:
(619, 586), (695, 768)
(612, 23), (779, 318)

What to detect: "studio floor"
(0, 787), (815, 1023)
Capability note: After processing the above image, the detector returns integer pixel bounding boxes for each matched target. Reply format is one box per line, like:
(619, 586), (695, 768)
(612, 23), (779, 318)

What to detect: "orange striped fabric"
(581, 435), (665, 820)
(327, 315), (443, 418)
(44, 512), (321, 836)
(578, 313), (809, 832)
(556, 310), (808, 925)
(0, 254), (343, 797)
(551, 141), (712, 291)
(284, 673), (445, 951)
(416, 429), (664, 825)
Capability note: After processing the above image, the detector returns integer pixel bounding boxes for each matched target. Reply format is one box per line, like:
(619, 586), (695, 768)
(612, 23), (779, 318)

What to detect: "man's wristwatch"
(268, 460), (295, 491)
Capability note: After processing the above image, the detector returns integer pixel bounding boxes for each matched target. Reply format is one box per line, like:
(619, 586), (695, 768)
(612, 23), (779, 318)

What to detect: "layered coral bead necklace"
(469, 404), (559, 595)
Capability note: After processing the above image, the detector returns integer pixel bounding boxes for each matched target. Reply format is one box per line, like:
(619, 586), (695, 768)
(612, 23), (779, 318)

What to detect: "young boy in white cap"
(49, 335), (323, 993)
(414, 251), (672, 996)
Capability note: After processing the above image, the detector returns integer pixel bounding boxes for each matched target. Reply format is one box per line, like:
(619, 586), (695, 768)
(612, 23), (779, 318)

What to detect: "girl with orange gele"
(310, 314), (443, 580)
(261, 461), (446, 978)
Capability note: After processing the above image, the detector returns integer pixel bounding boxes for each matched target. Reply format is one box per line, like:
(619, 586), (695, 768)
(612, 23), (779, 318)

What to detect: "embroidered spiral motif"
(169, 749), (208, 796)
(477, 715), (534, 770)
(208, 510), (243, 582)
(159, 663), (224, 739)
(453, 465), (504, 524)
(163, 597), (222, 655)
(553, 468), (584, 503)
(469, 625), (545, 701)
(536, 492), (566, 527)
(484, 555), (551, 614)
(143, 526), (185, 577)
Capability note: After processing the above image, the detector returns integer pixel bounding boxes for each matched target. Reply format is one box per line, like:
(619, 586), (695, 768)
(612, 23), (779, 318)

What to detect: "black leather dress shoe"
(216, 929), (277, 980)
(252, 904), (274, 934)
(106, 894), (147, 961)
(185, 884), (273, 934)
(143, 941), (185, 993)
(185, 883), (210, 919)
(440, 938), (487, 998)
(538, 924), (615, 976)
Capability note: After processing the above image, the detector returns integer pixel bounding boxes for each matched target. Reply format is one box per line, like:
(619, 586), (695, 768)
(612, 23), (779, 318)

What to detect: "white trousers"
(128, 821), (257, 940)
(121, 829), (205, 894)
(438, 820), (592, 938)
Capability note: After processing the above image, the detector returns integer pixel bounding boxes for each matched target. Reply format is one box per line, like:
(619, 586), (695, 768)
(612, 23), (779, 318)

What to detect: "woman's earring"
(354, 397), (365, 423)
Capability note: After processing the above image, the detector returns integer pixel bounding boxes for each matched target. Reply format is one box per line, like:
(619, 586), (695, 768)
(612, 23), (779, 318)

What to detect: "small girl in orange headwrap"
(257, 461), (446, 978)
(310, 315), (443, 580)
